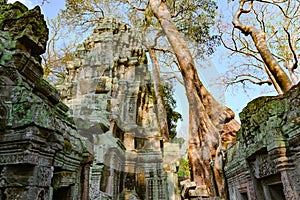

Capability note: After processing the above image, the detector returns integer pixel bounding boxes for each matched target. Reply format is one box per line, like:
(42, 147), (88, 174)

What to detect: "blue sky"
(7, 0), (65, 18)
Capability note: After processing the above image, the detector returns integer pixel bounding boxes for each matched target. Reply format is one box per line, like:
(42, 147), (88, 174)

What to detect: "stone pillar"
(272, 147), (300, 200)
(166, 171), (178, 200)
(124, 132), (135, 150)
(280, 170), (299, 200)
(107, 153), (115, 197)
(90, 165), (104, 191)
(81, 164), (91, 200)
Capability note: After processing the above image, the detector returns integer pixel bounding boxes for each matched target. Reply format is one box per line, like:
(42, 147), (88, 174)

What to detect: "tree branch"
(283, 27), (298, 70)
(126, 0), (146, 11)
(228, 73), (272, 86)
(232, 0), (253, 35)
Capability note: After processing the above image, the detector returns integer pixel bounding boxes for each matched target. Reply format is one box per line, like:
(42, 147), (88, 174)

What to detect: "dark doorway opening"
(240, 192), (248, 200)
(53, 187), (71, 200)
(269, 183), (285, 200)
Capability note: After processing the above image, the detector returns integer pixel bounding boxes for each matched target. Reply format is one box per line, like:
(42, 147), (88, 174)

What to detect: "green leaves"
(177, 157), (190, 177)
(161, 82), (182, 139)
(173, 0), (218, 44)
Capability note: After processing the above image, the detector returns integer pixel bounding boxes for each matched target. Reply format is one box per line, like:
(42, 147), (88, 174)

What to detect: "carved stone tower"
(58, 18), (168, 199)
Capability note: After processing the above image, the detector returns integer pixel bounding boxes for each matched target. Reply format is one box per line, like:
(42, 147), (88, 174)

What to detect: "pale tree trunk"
(148, 47), (170, 141)
(233, 0), (292, 94)
(149, 0), (240, 198)
(264, 65), (283, 94)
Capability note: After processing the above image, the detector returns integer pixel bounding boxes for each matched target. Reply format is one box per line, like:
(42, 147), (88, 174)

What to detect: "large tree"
(220, 0), (299, 94)
(49, 0), (240, 198)
(148, 1), (239, 198)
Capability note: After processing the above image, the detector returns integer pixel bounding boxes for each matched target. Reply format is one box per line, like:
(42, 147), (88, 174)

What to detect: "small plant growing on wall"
(63, 139), (72, 152)
(177, 158), (190, 178)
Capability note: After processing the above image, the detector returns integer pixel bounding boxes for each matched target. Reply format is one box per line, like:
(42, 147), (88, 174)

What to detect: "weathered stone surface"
(0, 1), (92, 200)
(225, 83), (300, 200)
(189, 187), (209, 197)
(163, 143), (181, 200)
(57, 18), (171, 199)
(181, 180), (197, 198)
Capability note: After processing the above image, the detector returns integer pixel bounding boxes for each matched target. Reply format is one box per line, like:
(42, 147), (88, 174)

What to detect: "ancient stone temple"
(57, 18), (175, 199)
(0, 1), (93, 200)
(0, 0), (181, 199)
(225, 84), (300, 200)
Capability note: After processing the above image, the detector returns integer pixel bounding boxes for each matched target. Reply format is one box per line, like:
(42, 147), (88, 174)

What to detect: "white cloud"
(7, 0), (34, 8)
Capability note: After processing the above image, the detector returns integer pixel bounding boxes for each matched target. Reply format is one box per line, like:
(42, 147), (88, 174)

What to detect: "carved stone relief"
(249, 154), (278, 179)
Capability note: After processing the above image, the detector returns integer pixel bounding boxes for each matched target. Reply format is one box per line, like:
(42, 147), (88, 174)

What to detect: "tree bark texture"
(233, 0), (292, 94)
(149, 0), (240, 198)
(148, 47), (170, 141)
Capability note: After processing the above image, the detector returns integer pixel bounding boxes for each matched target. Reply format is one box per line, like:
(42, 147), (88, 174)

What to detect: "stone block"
(180, 180), (196, 198)
(189, 187), (209, 197)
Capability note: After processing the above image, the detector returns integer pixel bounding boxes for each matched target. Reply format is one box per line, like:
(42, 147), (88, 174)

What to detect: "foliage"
(177, 157), (190, 177)
(58, 0), (220, 56)
(174, 0), (217, 42)
(62, 0), (106, 31)
(172, 0), (221, 56)
(161, 82), (182, 139)
(151, 82), (182, 139)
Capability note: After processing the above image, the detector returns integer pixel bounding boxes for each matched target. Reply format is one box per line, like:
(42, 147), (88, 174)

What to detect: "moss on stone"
(64, 139), (73, 152)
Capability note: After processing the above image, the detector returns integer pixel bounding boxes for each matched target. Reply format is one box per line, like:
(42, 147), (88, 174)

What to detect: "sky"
(7, 0), (65, 18)
(6, 0), (279, 143)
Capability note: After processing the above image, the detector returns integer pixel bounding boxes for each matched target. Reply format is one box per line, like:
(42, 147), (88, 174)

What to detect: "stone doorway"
(53, 186), (72, 200)
(267, 183), (285, 200)
(261, 175), (285, 200)
(239, 192), (248, 200)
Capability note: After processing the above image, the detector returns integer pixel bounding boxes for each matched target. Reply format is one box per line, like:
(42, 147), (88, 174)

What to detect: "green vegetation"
(160, 82), (182, 139)
(177, 158), (190, 177)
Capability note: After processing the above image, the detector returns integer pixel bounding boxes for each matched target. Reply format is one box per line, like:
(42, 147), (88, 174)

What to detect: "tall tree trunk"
(149, 0), (240, 198)
(148, 47), (170, 141)
(233, 0), (292, 94)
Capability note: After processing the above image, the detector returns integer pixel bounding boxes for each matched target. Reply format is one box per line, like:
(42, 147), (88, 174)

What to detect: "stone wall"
(0, 1), (92, 200)
(225, 83), (300, 200)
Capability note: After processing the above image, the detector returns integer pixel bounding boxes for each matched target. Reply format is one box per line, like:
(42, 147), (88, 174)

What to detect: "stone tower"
(58, 18), (169, 200)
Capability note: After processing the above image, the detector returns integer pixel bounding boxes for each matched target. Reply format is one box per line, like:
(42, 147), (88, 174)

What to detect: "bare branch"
(152, 47), (174, 54)
(220, 35), (264, 63)
(232, 0), (254, 35)
(256, 0), (293, 19)
(232, 0), (293, 93)
(151, 30), (165, 48)
(228, 77), (272, 86)
(283, 27), (298, 70)
(125, 0), (146, 11)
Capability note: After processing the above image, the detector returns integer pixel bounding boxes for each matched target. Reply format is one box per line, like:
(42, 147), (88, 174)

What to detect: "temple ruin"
(225, 84), (300, 200)
(56, 18), (178, 200)
(0, 1), (92, 199)
(1, 1), (300, 200)
(0, 1), (180, 199)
